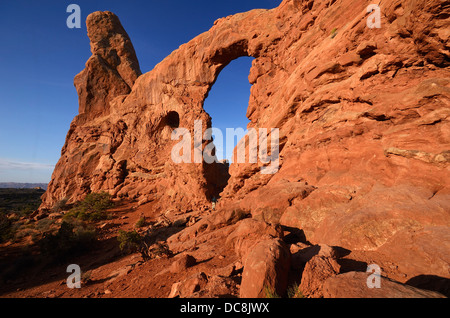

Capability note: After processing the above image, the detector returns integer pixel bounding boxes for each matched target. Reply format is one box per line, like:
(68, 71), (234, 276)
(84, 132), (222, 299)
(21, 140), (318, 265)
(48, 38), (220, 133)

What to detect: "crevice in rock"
(361, 112), (392, 122)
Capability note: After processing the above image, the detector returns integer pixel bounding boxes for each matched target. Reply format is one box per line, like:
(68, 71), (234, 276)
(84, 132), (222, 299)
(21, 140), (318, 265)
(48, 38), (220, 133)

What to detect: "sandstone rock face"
(75, 11), (142, 121)
(42, 0), (449, 282)
(42, 11), (142, 209)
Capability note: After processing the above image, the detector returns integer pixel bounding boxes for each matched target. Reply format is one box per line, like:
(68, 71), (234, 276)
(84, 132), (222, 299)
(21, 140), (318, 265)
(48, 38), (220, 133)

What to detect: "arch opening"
(203, 56), (253, 162)
(202, 56), (254, 200)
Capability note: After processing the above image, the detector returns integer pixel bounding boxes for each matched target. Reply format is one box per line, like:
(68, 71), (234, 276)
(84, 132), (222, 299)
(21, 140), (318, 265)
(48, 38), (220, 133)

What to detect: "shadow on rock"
(406, 275), (450, 298)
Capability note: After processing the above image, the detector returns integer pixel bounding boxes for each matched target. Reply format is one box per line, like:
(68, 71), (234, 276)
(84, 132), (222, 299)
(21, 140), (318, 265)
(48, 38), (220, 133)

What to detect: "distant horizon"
(0, 182), (48, 184)
(0, 182), (48, 190)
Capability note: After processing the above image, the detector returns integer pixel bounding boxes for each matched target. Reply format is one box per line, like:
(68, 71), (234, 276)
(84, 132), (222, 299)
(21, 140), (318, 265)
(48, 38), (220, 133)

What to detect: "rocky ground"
(0, 200), (447, 298)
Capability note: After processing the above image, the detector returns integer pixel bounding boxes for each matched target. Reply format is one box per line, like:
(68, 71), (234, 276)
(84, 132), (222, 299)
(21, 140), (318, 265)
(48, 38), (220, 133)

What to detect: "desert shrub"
(117, 230), (151, 260)
(264, 285), (281, 298)
(81, 270), (93, 285)
(13, 227), (38, 242)
(38, 219), (96, 260)
(330, 27), (338, 39)
(135, 217), (146, 228)
(263, 284), (304, 298)
(35, 218), (56, 232)
(287, 283), (304, 298)
(64, 192), (114, 222)
(10, 218), (49, 243)
(0, 213), (13, 243)
(118, 230), (144, 252)
(19, 204), (39, 217)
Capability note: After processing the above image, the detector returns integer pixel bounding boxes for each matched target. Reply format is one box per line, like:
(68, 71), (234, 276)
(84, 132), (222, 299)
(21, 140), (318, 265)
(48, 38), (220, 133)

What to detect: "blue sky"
(0, 0), (278, 183)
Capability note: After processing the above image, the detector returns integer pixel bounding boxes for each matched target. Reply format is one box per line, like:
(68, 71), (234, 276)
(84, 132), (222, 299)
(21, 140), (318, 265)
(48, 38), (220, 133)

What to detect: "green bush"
(117, 230), (143, 252)
(64, 192), (114, 222)
(287, 283), (304, 298)
(38, 219), (96, 260)
(330, 27), (338, 39)
(117, 230), (151, 260)
(0, 213), (14, 243)
(35, 218), (56, 232)
(19, 204), (39, 217)
(13, 227), (38, 242)
(264, 285), (281, 298)
(135, 217), (146, 228)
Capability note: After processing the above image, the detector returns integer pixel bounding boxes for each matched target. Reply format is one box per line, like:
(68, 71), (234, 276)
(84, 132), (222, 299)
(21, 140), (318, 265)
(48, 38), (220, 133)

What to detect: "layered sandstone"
(41, 0), (449, 283)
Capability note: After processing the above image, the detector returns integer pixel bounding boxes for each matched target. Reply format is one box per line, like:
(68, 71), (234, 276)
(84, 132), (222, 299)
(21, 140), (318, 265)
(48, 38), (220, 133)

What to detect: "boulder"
(323, 272), (446, 298)
(170, 254), (197, 273)
(168, 272), (208, 298)
(240, 239), (291, 298)
(299, 255), (341, 298)
(226, 218), (284, 259)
